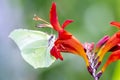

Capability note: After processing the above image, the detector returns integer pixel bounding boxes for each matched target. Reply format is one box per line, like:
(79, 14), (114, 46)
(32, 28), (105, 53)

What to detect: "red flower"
(48, 3), (120, 74)
(97, 21), (120, 73)
(86, 21), (120, 79)
(49, 2), (89, 66)
(97, 31), (120, 62)
(101, 50), (120, 72)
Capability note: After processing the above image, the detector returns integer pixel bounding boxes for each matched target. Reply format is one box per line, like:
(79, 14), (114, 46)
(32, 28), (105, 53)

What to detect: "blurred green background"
(1, 0), (120, 80)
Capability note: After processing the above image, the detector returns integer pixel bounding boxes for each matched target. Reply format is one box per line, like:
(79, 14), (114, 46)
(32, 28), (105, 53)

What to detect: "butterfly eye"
(49, 35), (54, 42)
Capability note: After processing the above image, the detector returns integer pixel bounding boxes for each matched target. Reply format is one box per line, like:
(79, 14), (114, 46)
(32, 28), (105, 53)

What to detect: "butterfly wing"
(9, 29), (56, 68)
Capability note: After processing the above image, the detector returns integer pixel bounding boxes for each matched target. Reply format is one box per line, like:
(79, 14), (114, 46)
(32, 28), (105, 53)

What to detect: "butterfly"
(9, 29), (56, 68)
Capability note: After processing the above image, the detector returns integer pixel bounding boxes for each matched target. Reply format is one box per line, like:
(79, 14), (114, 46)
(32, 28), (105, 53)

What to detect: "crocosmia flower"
(34, 2), (120, 80)
(49, 3), (89, 66)
(99, 22), (120, 72)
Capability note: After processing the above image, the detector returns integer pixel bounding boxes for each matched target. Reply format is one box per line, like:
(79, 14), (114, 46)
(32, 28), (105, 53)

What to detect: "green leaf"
(9, 29), (56, 68)
(112, 61), (120, 80)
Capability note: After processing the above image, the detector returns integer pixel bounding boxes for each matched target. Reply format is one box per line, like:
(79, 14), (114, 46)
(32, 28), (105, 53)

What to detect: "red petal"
(110, 21), (120, 29)
(62, 20), (74, 29)
(50, 46), (63, 60)
(110, 44), (120, 52)
(98, 31), (120, 62)
(101, 50), (120, 72)
(55, 35), (89, 66)
(58, 31), (72, 40)
(50, 2), (62, 31)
